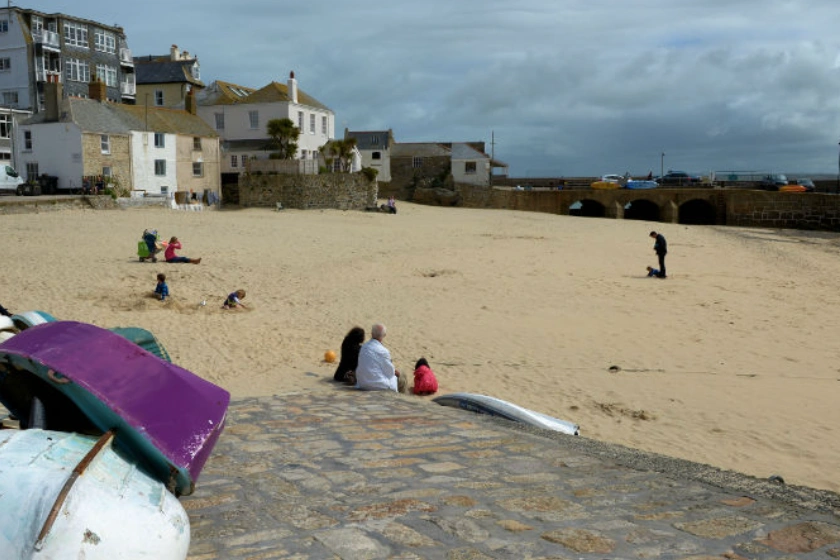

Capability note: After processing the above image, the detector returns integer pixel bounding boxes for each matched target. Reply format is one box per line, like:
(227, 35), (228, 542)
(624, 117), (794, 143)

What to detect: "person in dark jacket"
(334, 326), (365, 383)
(0, 303), (11, 317)
(649, 231), (667, 278)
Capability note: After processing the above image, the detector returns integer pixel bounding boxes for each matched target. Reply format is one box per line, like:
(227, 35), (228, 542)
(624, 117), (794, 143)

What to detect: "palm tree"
(266, 118), (299, 159)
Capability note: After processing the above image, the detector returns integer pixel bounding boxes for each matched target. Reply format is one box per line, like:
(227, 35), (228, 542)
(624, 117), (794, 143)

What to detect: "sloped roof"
(243, 82), (330, 111)
(345, 130), (393, 150)
(21, 98), (217, 137)
(391, 143), (452, 158)
(196, 80), (256, 106)
(134, 57), (204, 88)
(450, 143), (489, 160)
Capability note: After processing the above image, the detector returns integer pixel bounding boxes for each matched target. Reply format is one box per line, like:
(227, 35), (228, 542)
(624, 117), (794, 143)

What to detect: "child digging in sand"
(155, 273), (169, 301)
(222, 289), (247, 310)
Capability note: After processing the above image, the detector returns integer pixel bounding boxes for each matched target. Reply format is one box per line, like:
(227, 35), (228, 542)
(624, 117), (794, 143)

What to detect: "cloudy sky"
(57, 0), (840, 177)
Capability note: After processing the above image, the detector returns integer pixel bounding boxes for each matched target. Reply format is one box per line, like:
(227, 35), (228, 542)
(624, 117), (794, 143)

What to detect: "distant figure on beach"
(649, 231), (667, 278)
(387, 196), (397, 214)
(412, 358), (439, 396)
(155, 273), (169, 301)
(223, 289), (247, 310)
(646, 266), (660, 277)
(165, 237), (201, 264)
(334, 326), (365, 383)
(355, 323), (407, 393)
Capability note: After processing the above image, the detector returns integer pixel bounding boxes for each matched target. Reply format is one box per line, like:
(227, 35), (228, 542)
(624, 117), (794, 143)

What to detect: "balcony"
(121, 80), (136, 97)
(119, 48), (134, 67)
(35, 68), (62, 83)
(33, 29), (61, 51)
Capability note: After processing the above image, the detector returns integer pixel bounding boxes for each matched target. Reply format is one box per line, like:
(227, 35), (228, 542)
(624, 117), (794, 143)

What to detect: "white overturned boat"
(0, 429), (190, 560)
(434, 392), (580, 436)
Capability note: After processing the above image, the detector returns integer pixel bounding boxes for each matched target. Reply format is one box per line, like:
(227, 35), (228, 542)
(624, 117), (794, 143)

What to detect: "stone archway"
(679, 199), (717, 225)
(570, 199), (606, 217)
(623, 199), (660, 222)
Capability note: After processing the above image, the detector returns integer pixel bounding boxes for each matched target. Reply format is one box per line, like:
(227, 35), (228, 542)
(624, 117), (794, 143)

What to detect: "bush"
(360, 166), (378, 182)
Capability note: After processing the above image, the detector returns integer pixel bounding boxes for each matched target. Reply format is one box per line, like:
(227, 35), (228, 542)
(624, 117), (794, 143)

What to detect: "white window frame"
(0, 20), (9, 34)
(321, 116), (327, 135)
(1, 91), (16, 106)
(94, 30), (116, 54)
(0, 58), (10, 72)
(297, 111), (303, 130)
(193, 137), (201, 151)
(23, 130), (32, 150)
(154, 133), (165, 148)
(192, 162), (203, 177)
(95, 64), (117, 87)
(26, 162), (39, 181)
(31, 16), (43, 34)
(214, 112), (224, 130)
(309, 114), (315, 134)
(66, 58), (90, 83)
(230, 155), (238, 168)
(63, 22), (88, 48)
(0, 114), (10, 138)
(100, 134), (110, 154)
(154, 90), (164, 106)
(154, 159), (166, 176)
(248, 110), (259, 129)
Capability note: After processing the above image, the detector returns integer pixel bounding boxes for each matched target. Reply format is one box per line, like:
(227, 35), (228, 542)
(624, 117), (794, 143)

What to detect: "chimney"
(288, 70), (298, 103)
(89, 75), (107, 102)
(185, 86), (196, 115)
(44, 78), (63, 122)
(170, 44), (180, 61)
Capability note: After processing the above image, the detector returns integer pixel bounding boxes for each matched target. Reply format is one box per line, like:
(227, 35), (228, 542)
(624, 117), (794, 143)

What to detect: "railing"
(33, 29), (60, 49)
(119, 48), (133, 66)
(35, 68), (62, 83)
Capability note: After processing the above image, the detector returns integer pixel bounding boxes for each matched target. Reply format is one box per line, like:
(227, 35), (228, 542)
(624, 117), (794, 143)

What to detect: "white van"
(0, 165), (25, 195)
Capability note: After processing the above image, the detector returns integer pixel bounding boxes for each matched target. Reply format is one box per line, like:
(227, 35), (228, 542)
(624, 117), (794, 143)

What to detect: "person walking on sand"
(355, 323), (407, 393)
(165, 236), (201, 264)
(649, 231), (667, 278)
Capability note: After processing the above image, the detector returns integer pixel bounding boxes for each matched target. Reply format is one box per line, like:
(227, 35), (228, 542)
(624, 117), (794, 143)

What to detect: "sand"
(2, 202), (839, 493)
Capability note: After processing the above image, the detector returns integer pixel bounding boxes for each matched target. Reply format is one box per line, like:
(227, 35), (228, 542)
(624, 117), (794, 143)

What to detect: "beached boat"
(434, 392), (579, 435)
(590, 180), (621, 190)
(0, 428), (190, 560)
(0, 320), (230, 495)
(625, 180), (658, 190)
(11, 310), (57, 331)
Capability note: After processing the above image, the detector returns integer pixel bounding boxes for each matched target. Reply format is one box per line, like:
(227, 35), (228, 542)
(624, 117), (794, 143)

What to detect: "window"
(230, 155), (238, 168)
(193, 137), (201, 151)
(190, 62), (200, 81)
(95, 64), (117, 87)
(301, 150), (307, 160)
(23, 130), (32, 150)
(94, 30), (116, 53)
(0, 58), (10, 71)
(154, 159), (166, 176)
(297, 111), (303, 130)
(465, 161), (477, 174)
(63, 22), (88, 48)
(154, 133), (164, 148)
(248, 110), (258, 129)
(102, 166), (112, 177)
(214, 112), (224, 130)
(372, 151), (381, 160)
(0, 20), (9, 33)
(26, 162), (39, 181)
(154, 90), (163, 106)
(100, 134), (110, 154)
(321, 116), (327, 135)
(0, 114), (9, 138)
(65, 58), (90, 82)
(412, 157), (423, 168)
(309, 114), (315, 134)
(31, 16), (42, 34)
(1, 91), (16, 106)
(192, 162), (203, 177)
(371, 136), (379, 145)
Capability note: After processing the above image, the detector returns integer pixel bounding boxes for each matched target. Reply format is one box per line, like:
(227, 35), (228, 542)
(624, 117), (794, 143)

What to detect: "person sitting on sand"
(412, 357), (439, 396)
(222, 289), (247, 310)
(355, 323), (407, 393)
(155, 273), (169, 301)
(334, 326), (365, 384)
(165, 236), (201, 264)
(646, 266), (660, 277)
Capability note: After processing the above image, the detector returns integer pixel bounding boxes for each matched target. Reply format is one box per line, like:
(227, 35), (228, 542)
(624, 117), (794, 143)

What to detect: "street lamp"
(837, 142), (839, 194)
(660, 152), (665, 178)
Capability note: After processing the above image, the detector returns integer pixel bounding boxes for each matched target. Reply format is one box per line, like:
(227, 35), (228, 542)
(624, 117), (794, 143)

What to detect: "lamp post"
(837, 142), (839, 194)
(660, 152), (665, 178)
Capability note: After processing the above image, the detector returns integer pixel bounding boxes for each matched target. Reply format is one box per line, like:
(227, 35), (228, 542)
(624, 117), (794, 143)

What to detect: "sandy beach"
(2, 202), (839, 494)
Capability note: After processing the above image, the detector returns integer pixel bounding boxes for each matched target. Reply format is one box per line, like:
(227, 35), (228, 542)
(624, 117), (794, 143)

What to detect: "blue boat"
(625, 180), (658, 190)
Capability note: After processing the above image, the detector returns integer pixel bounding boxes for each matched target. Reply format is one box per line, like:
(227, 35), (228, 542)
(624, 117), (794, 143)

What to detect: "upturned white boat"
(0, 428), (190, 560)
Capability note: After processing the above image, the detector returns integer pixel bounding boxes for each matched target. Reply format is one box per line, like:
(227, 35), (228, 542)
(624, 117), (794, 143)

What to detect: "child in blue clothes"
(646, 266), (660, 277)
(155, 273), (169, 301)
(222, 289), (247, 310)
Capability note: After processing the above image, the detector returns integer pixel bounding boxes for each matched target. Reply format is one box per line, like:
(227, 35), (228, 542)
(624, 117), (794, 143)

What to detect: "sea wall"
(238, 174), (377, 210)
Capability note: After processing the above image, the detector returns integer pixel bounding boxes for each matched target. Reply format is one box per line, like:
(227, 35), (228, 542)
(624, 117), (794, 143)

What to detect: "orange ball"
(324, 350), (337, 363)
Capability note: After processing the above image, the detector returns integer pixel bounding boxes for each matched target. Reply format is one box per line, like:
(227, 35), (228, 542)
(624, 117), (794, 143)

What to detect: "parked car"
(759, 174), (788, 191)
(657, 170), (702, 186)
(0, 165), (25, 195)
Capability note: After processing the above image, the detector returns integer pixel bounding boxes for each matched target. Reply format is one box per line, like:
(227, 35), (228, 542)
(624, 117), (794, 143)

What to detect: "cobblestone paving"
(183, 391), (840, 559)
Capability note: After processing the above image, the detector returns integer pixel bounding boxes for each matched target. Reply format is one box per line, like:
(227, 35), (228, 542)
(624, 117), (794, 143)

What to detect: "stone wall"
(387, 156), (451, 199)
(726, 191), (840, 230)
(0, 195), (119, 215)
(83, 133), (132, 190)
(238, 173), (377, 210)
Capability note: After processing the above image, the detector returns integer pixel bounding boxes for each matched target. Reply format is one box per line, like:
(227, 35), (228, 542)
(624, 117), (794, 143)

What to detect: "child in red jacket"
(412, 358), (439, 395)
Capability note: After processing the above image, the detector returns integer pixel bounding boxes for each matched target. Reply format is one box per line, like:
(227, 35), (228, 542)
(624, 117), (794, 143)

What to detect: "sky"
(45, 0), (840, 177)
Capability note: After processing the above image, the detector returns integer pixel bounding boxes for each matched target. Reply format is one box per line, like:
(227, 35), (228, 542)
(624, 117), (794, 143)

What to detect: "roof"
(197, 80), (331, 112)
(134, 58), (204, 88)
(450, 143), (489, 160)
(13, 7), (128, 36)
(196, 81), (257, 106)
(21, 98), (218, 137)
(345, 130), (393, 150)
(391, 143), (452, 158)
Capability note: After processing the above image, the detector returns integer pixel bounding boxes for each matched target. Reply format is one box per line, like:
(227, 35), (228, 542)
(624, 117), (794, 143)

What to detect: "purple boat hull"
(0, 321), (230, 496)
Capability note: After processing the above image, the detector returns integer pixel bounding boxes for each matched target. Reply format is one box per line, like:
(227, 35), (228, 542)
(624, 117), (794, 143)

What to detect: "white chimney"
(288, 71), (298, 103)
(170, 44), (180, 61)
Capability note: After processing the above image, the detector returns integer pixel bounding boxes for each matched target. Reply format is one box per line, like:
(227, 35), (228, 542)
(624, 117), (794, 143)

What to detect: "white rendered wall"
(0, 16), (32, 110)
(452, 158), (490, 186)
(131, 130), (177, 194)
(15, 122), (83, 189)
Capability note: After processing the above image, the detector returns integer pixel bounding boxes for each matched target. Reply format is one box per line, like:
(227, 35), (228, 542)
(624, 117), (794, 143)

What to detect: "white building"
(344, 129), (393, 182)
(196, 72), (334, 174)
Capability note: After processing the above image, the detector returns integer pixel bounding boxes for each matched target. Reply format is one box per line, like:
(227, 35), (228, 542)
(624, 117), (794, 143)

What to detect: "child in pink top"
(412, 358), (439, 395)
(165, 237), (201, 264)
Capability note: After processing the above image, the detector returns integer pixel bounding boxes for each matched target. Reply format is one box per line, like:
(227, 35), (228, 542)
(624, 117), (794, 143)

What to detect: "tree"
(318, 138), (357, 172)
(266, 118), (299, 159)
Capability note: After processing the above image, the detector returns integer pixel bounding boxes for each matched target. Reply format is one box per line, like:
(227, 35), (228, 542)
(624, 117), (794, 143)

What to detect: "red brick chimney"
(185, 86), (196, 115)
(89, 75), (107, 102)
(44, 78), (63, 122)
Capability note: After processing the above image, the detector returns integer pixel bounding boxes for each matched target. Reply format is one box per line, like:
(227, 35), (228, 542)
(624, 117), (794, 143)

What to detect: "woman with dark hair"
(334, 326), (365, 383)
(412, 357), (439, 395)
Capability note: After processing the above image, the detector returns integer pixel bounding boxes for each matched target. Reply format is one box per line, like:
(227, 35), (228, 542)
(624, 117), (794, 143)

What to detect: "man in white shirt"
(355, 323), (407, 393)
